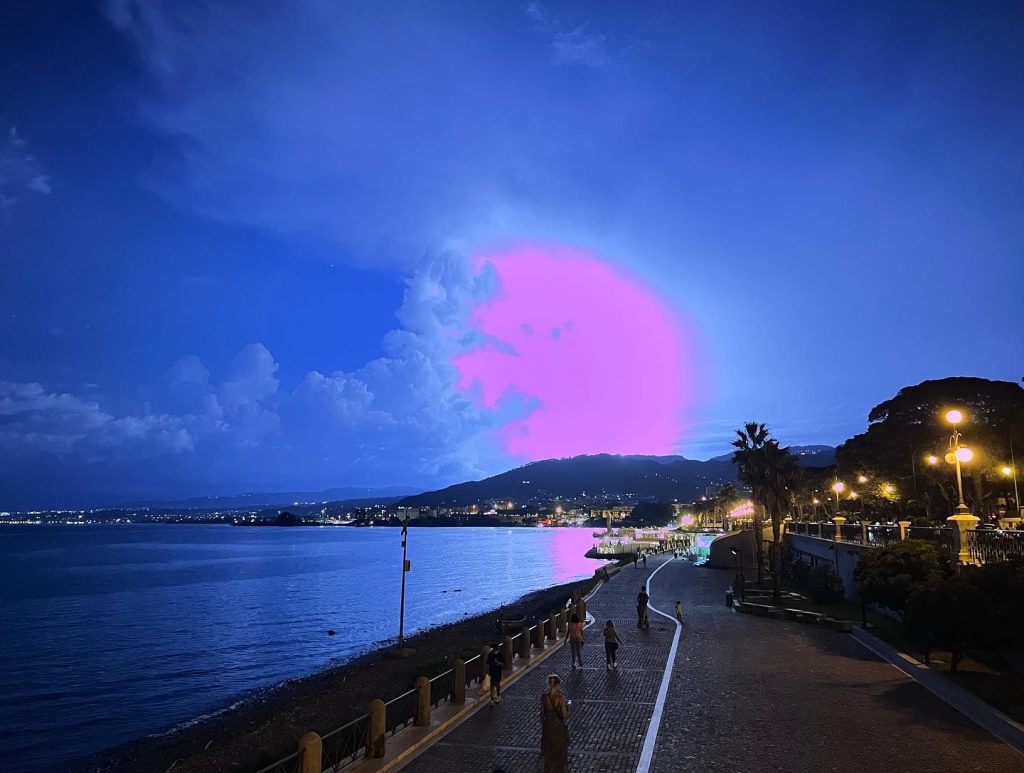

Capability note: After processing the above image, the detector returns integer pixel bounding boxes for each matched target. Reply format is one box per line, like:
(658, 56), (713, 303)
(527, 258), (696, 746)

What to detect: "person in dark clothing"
(487, 642), (505, 703)
(633, 554), (639, 568)
(636, 586), (650, 628)
(642, 554), (647, 567)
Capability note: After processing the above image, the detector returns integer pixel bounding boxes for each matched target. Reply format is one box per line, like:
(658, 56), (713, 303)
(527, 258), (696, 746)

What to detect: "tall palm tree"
(733, 423), (800, 603)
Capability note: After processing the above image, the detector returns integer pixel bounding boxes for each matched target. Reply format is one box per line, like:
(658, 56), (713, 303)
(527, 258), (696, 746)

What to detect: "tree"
(713, 483), (740, 527)
(837, 377), (1024, 519)
(732, 422), (800, 603)
(853, 539), (947, 618)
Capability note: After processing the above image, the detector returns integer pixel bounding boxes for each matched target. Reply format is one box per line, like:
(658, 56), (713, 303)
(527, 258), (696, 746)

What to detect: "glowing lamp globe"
(1002, 466), (1013, 476)
(944, 452), (957, 465)
(857, 475), (868, 484)
(945, 409), (964, 425)
(884, 484), (895, 494)
(926, 455), (939, 465)
(955, 447), (973, 463)
(832, 481), (845, 494)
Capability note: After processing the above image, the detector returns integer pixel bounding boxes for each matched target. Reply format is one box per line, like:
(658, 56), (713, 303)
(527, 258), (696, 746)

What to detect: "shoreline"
(77, 572), (605, 773)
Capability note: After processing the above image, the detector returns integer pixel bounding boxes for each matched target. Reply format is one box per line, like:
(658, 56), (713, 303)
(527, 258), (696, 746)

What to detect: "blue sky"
(1, 1), (1022, 508)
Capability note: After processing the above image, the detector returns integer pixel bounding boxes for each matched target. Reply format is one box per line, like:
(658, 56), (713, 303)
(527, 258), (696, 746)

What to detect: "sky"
(1, 1), (1022, 508)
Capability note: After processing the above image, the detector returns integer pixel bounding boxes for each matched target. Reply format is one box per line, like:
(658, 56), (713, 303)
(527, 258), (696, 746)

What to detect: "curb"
(851, 626), (1024, 755)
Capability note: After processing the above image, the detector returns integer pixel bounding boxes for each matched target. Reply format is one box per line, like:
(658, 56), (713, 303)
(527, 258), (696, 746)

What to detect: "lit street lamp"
(831, 480), (845, 516)
(1002, 462), (1021, 518)
(943, 409), (972, 515)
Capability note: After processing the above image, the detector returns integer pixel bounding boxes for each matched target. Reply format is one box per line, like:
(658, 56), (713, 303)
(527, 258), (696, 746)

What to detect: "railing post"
(548, 611), (558, 640)
(367, 698), (386, 759)
(519, 624), (531, 661)
(480, 643), (491, 676)
(453, 659), (466, 704)
(898, 520), (910, 541)
(298, 732), (322, 773)
(947, 513), (980, 565)
(576, 596), (587, 623)
(535, 620), (546, 651)
(502, 635), (514, 671)
(415, 676), (431, 726)
(832, 516), (846, 542)
(557, 608), (567, 635)
(817, 523), (823, 538)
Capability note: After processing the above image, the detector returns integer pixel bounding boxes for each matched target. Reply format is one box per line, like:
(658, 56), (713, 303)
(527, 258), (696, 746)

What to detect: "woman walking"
(603, 620), (621, 669)
(567, 613), (584, 669)
(540, 674), (570, 772)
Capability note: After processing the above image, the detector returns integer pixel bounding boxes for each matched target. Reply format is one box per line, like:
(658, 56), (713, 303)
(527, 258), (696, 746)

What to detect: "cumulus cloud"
(0, 125), (50, 208)
(0, 253), (517, 506)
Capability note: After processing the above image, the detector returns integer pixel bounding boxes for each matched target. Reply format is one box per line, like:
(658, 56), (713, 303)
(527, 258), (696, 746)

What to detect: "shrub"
(853, 539), (946, 618)
(807, 565), (845, 603)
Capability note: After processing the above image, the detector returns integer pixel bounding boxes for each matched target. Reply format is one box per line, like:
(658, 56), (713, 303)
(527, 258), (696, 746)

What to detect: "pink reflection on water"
(546, 527), (608, 584)
(454, 243), (693, 459)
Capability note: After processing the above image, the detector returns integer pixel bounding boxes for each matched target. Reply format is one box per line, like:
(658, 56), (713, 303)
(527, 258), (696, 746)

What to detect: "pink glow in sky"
(453, 243), (693, 460)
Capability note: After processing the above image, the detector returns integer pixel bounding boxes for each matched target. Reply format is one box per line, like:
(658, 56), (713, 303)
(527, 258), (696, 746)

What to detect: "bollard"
(557, 608), (567, 635)
(519, 624), (531, 660)
(415, 676), (431, 726)
(480, 643), (491, 682)
(535, 619), (546, 651)
(898, 520), (910, 541)
(548, 611), (558, 641)
(832, 516), (846, 542)
(453, 659), (466, 704)
(367, 698), (386, 759)
(298, 731), (322, 773)
(503, 634), (514, 671)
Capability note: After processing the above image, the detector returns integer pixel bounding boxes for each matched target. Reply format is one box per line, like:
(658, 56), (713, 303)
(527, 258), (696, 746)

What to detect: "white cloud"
(526, 3), (610, 68)
(0, 125), (50, 208)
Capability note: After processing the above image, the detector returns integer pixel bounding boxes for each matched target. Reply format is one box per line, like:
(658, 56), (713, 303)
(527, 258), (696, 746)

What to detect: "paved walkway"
(400, 555), (1024, 772)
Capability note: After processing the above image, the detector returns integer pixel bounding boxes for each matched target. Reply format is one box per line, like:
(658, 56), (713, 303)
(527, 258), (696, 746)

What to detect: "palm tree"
(714, 483), (740, 528)
(733, 422), (800, 603)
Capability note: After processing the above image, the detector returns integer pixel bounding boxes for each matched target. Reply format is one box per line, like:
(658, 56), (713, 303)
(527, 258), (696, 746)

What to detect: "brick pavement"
(401, 555), (676, 773)
(647, 559), (1024, 772)
(399, 555), (1023, 773)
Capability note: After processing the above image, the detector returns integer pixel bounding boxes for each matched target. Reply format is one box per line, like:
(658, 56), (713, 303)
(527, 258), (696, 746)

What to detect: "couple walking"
(568, 613), (622, 669)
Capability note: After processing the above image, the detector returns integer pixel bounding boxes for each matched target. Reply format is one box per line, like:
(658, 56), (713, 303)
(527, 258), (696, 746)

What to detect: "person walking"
(540, 674), (570, 773)
(642, 553), (647, 567)
(567, 613), (584, 669)
(636, 586), (650, 629)
(675, 600), (684, 622)
(486, 641), (505, 703)
(633, 553), (639, 569)
(603, 620), (621, 669)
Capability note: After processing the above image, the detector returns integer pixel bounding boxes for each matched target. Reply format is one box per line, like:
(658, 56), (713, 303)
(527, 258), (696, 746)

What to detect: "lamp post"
(396, 515), (413, 655)
(1002, 461), (1020, 518)
(832, 480), (845, 517)
(943, 409), (972, 515)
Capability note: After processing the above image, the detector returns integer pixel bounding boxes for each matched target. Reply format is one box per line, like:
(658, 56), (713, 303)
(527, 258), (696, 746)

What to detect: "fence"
(255, 594), (582, 773)
(967, 529), (1024, 565)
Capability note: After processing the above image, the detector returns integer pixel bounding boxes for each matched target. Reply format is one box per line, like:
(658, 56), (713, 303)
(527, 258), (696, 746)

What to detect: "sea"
(0, 524), (604, 772)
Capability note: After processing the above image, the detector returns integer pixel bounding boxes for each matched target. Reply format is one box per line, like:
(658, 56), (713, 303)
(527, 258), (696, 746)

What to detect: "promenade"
(400, 554), (1023, 772)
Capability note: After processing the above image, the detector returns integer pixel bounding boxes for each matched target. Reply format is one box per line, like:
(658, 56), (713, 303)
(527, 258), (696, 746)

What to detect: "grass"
(745, 576), (1024, 725)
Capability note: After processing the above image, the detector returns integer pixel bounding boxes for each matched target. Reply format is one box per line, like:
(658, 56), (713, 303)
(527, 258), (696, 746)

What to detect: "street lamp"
(926, 455), (938, 466)
(832, 480), (845, 516)
(858, 475), (869, 484)
(1002, 463), (1020, 518)
(943, 409), (971, 515)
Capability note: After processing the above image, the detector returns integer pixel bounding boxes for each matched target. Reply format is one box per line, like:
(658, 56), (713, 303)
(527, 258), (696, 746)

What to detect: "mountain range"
(399, 446), (835, 507)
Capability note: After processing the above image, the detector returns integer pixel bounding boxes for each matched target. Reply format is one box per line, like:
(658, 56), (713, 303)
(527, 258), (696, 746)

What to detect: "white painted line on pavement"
(635, 557), (681, 773)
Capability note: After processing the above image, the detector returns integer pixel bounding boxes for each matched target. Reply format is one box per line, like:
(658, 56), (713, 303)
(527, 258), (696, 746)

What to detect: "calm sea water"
(0, 524), (603, 772)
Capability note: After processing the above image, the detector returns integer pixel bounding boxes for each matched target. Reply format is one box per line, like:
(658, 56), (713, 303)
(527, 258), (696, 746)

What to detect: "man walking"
(636, 586), (650, 629)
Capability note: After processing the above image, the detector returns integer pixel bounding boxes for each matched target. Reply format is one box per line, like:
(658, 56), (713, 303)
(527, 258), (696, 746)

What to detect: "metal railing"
(255, 752), (300, 773)
(321, 715), (369, 771)
(465, 653), (483, 685)
(967, 529), (1024, 564)
(429, 668), (456, 708)
(386, 688), (418, 736)
(866, 525), (901, 546)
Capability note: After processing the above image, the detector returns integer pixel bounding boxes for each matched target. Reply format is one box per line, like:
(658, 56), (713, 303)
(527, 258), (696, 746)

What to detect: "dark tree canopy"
(836, 377), (1024, 518)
